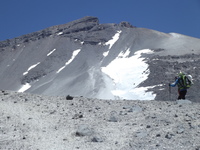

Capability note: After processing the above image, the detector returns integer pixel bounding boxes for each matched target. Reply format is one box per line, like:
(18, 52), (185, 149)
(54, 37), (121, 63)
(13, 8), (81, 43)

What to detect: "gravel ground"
(0, 90), (200, 150)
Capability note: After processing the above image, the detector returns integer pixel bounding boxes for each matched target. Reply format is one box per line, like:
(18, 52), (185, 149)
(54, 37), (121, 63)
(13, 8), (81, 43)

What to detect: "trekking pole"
(169, 83), (172, 101)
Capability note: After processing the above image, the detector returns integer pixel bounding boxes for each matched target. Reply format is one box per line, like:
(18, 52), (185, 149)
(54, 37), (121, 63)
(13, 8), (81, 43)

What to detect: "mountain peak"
(72, 16), (99, 24)
(0, 17), (135, 47)
(50, 16), (117, 45)
(54, 16), (99, 31)
(119, 21), (135, 28)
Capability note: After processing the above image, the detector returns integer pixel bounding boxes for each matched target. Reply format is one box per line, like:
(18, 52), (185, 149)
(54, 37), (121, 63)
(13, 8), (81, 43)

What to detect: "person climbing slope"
(169, 72), (193, 100)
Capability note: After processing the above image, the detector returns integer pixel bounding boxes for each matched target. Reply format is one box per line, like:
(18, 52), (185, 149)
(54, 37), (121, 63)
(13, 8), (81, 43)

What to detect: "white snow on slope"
(103, 51), (109, 57)
(105, 31), (122, 49)
(47, 48), (56, 56)
(169, 33), (183, 38)
(57, 32), (63, 35)
(101, 49), (155, 100)
(18, 83), (31, 92)
(118, 48), (131, 58)
(23, 62), (41, 75)
(103, 31), (121, 57)
(57, 49), (81, 73)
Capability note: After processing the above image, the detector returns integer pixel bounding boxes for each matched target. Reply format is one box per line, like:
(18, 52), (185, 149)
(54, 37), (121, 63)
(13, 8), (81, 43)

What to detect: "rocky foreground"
(0, 90), (200, 150)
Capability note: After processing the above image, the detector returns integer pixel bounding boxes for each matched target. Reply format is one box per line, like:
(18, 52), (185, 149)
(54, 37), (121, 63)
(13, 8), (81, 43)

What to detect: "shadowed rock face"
(0, 16), (200, 102)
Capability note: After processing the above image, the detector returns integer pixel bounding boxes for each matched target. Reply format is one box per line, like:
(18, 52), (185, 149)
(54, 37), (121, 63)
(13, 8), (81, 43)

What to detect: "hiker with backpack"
(169, 72), (193, 100)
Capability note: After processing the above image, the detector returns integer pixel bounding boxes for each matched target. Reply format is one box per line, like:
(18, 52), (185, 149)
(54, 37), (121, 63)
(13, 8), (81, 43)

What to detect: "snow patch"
(118, 48), (131, 58)
(103, 51), (109, 57)
(57, 32), (63, 35)
(105, 31), (122, 49)
(23, 62), (41, 75)
(169, 33), (182, 38)
(146, 84), (164, 89)
(18, 83), (31, 92)
(101, 49), (155, 100)
(57, 49), (81, 73)
(129, 87), (155, 100)
(47, 49), (56, 56)
(102, 32), (123, 58)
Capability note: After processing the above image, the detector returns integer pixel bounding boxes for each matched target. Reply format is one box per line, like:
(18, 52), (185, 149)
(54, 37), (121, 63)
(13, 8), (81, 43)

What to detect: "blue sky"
(0, 0), (200, 41)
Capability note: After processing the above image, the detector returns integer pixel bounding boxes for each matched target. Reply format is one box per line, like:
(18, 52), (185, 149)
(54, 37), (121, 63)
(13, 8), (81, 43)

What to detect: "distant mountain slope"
(0, 16), (200, 101)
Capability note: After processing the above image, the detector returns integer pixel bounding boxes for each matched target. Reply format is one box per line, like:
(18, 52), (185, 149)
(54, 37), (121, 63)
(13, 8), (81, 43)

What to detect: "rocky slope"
(0, 16), (200, 101)
(0, 90), (200, 150)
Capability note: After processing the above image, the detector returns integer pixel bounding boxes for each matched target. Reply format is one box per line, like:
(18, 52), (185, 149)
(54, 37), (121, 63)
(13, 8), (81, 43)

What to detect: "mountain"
(0, 16), (200, 102)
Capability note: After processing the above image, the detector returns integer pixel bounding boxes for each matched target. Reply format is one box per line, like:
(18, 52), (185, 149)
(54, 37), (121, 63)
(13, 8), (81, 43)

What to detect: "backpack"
(178, 73), (193, 89)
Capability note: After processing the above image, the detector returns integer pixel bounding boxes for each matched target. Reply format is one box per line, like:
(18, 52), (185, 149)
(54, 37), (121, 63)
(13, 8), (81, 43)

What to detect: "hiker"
(169, 72), (193, 100)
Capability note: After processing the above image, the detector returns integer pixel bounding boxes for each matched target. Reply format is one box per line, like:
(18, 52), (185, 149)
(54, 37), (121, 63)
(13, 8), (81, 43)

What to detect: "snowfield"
(101, 49), (155, 100)
(0, 90), (200, 150)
